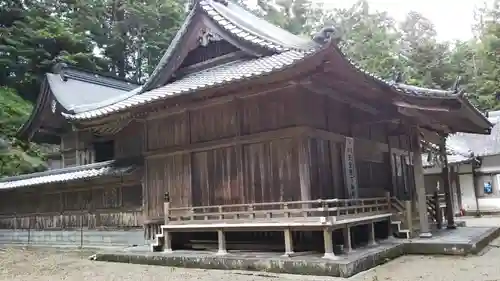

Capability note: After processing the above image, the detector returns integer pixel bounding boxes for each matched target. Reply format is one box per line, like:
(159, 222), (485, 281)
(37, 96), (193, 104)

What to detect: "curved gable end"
(139, 0), (320, 93)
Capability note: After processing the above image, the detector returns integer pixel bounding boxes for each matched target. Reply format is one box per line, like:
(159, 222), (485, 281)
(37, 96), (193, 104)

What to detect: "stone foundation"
(0, 229), (145, 248)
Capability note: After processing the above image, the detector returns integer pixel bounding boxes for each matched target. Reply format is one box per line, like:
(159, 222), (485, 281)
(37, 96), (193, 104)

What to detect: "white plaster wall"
(459, 174), (476, 211)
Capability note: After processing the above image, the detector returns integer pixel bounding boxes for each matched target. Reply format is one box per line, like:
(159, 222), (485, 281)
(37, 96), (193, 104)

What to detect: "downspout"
(471, 154), (482, 217)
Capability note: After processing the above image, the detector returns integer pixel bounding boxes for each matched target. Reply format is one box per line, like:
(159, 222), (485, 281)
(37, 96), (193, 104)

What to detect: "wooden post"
(164, 231), (173, 253)
(164, 192), (170, 225)
(283, 229), (294, 257)
(386, 191), (392, 212)
(343, 226), (352, 252)
(322, 228), (336, 259)
(216, 230), (228, 255)
(413, 128), (432, 238)
(440, 135), (456, 229)
(404, 200), (413, 236)
(433, 191), (442, 229)
(298, 137), (311, 209)
(368, 222), (377, 245)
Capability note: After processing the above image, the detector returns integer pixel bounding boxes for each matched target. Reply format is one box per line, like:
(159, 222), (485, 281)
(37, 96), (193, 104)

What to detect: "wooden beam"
(145, 126), (308, 159)
(146, 82), (298, 121)
(300, 81), (380, 115)
(394, 100), (451, 112)
(176, 51), (248, 77)
(397, 107), (450, 134)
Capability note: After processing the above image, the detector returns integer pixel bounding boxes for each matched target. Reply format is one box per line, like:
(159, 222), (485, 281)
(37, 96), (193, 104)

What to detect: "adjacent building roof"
(17, 64), (140, 143)
(446, 110), (500, 158)
(0, 160), (136, 190)
(422, 110), (500, 168)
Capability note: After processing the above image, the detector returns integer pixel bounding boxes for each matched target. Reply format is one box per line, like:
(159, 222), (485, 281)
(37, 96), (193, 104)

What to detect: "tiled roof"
(63, 50), (309, 120)
(200, 0), (319, 52)
(421, 112), (500, 168)
(446, 111), (500, 158)
(58, 0), (490, 136)
(422, 145), (473, 168)
(0, 160), (135, 190)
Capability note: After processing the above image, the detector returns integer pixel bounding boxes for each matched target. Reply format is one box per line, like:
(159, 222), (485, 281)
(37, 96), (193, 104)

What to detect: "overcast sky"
(315, 0), (491, 41)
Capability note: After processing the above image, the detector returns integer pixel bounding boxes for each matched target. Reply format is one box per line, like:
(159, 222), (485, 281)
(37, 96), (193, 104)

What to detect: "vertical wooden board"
(309, 138), (334, 200)
(189, 102), (238, 143)
(326, 99), (350, 135)
(276, 138), (300, 202)
(244, 142), (269, 204)
(298, 137), (312, 202)
(192, 147), (239, 206)
(399, 135), (410, 150)
(241, 139), (299, 205)
(122, 185), (143, 208)
(147, 113), (188, 150)
(114, 120), (144, 158)
(298, 91), (327, 129)
(329, 141), (345, 198)
(369, 123), (387, 143)
(388, 136), (400, 149)
(241, 90), (301, 135)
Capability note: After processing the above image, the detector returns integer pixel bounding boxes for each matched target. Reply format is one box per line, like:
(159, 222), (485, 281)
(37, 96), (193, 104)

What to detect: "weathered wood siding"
(114, 120), (144, 159)
(143, 85), (415, 223)
(0, 179), (143, 229)
(144, 88), (304, 221)
(298, 90), (399, 199)
(61, 131), (78, 167)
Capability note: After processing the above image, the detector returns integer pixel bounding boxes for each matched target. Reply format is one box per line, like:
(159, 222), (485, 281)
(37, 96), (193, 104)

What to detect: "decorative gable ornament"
(313, 27), (341, 44)
(199, 28), (222, 47)
(51, 99), (57, 113)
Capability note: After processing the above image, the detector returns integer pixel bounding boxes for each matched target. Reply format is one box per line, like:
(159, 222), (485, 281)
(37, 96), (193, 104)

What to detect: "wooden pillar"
(433, 191), (443, 229)
(283, 229), (294, 257)
(440, 135), (456, 229)
(472, 157), (482, 217)
(322, 228), (336, 259)
(343, 226), (352, 252)
(413, 128), (432, 238)
(164, 192), (170, 225)
(164, 231), (173, 253)
(368, 222), (377, 245)
(298, 137), (311, 203)
(216, 230), (227, 255)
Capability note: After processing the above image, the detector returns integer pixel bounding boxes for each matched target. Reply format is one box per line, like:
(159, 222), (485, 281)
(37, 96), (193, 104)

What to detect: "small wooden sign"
(344, 137), (359, 199)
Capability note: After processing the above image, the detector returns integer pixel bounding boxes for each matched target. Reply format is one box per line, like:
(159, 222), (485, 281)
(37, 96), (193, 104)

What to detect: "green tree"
(0, 0), (100, 102)
(0, 87), (46, 176)
(68, 0), (186, 82)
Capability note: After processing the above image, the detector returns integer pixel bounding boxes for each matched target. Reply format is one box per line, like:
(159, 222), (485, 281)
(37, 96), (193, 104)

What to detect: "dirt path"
(1, 243), (500, 281)
(1, 217), (500, 281)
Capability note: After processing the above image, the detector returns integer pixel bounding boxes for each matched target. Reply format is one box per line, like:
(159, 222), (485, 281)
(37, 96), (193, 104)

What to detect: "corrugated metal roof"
(63, 50), (309, 120)
(0, 160), (135, 190)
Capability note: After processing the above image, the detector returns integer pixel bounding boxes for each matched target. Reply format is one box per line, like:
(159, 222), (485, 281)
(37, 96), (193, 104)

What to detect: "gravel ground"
(1, 216), (499, 281)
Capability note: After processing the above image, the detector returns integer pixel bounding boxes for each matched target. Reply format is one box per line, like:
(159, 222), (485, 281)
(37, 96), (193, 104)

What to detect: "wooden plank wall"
(114, 120), (144, 159)
(299, 91), (412, 199)
(144, 89), (303, 220)
(0, 178), (143, 229)
(143, 86), (416, 221)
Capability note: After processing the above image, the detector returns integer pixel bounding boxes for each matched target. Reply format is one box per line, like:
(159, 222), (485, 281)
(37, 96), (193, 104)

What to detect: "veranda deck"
(152, 195), (395, 258)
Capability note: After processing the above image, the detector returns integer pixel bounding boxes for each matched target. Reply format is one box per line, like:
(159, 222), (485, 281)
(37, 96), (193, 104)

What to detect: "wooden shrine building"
(0, 0), (492, 253)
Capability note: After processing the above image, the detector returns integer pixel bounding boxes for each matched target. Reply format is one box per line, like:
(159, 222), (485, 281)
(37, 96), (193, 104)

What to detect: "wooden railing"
(164, 195), (392, 225)
(426, 192), (445, 228)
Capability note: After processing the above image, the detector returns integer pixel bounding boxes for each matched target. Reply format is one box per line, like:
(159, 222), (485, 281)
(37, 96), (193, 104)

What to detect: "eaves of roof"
(0, 160), (136, 190)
